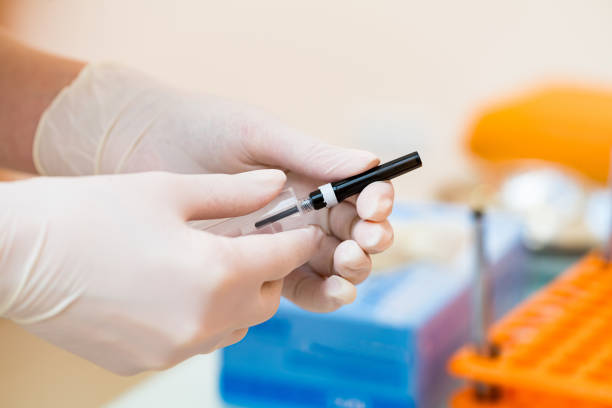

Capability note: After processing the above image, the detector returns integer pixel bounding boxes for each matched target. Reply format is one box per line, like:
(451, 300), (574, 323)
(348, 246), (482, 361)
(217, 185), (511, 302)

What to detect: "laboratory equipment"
(470, 209), (500, 401)
(448, 151), (612, 406)
(203, 152), (421, 236)
(198, 188), (302, 236)
(471, 209), (495, 356)
(219, 204), (527, 408)
(449, 253), (612, 407)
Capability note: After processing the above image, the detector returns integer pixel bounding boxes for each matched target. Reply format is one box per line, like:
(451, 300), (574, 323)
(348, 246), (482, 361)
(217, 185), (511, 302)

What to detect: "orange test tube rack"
(449, 254), (612, 407)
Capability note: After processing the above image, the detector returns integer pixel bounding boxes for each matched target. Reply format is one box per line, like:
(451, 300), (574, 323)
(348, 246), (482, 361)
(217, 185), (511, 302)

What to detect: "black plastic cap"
(330, 151), (422, 203)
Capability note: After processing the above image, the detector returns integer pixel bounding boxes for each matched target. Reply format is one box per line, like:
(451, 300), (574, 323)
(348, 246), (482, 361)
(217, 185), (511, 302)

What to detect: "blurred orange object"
(451, 387), (609, 408)
(448, 254), (612, 407)
(468, 86), (612, 184)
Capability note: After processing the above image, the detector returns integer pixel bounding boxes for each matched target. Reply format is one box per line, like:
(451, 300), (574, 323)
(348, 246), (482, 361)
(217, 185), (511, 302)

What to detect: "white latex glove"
(0, 169), (324, 374)
(34, 63), (396, 312)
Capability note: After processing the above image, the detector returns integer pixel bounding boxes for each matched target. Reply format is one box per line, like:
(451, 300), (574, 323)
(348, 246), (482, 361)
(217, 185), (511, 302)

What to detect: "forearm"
(0, 29), (84, 173)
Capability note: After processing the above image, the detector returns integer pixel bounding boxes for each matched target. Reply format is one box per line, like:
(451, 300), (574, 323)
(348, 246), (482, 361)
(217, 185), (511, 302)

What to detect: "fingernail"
(355, 222), (384, 248)
(360, 198), (378, 220)
(349, 149), (379, 164)
(379, 197), (393, 215)
(301, 225), (324, 244)
(346, 240), (363, 258)
(326, 275), (357, 304)
(247, 169), (286, 185)
(337, 240), (366, 269)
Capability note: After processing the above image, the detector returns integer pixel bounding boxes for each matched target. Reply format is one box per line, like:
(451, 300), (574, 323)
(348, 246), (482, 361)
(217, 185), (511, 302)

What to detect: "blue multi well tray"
(220, 204), (527, 408)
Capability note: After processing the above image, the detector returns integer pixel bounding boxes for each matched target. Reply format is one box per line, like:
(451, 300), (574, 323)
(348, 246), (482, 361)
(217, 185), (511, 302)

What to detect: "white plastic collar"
(318, 182), (338, 208)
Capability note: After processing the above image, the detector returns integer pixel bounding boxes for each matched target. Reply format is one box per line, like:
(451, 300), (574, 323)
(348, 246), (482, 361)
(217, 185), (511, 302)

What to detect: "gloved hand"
(0, 169), (323, 374)
(34, 63), (396, 312)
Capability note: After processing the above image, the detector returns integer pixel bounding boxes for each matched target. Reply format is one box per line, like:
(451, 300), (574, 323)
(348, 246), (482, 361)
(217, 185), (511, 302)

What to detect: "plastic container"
(219, 204), (528, 408)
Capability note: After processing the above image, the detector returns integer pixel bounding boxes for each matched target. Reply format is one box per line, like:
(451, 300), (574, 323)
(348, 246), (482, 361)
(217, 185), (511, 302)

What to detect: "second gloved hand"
(0, 170), (323, 375)
(34, 63), (396, 312)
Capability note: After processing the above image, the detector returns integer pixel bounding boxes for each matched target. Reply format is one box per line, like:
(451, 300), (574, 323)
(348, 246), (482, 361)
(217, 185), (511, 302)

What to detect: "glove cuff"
(33, 63), (163, 176)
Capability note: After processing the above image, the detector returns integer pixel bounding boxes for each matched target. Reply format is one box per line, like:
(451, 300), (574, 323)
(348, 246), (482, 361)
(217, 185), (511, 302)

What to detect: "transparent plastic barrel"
(190, 188), (307, 237)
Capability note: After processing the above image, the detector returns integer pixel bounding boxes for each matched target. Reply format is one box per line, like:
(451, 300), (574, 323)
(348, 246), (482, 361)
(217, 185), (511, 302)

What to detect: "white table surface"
(105, 353), (226, 408)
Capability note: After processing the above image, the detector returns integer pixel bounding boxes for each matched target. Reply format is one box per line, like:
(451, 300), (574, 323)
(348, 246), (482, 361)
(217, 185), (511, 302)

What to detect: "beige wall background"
(3, 0), (612, 199)
(1, 1), (612, 407)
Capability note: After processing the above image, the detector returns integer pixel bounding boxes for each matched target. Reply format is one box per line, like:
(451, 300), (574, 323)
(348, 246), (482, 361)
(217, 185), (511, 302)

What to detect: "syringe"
(201, 151), (422, 237)
(254, 152), (422, 229)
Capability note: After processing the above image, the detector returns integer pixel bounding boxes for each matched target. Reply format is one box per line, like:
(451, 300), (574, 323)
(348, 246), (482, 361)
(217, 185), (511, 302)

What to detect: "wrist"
(0, 30), (84, 173)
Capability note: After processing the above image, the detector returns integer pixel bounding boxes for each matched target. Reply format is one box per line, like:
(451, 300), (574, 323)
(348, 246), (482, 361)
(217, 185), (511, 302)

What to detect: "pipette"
(254, 151), (422, 229)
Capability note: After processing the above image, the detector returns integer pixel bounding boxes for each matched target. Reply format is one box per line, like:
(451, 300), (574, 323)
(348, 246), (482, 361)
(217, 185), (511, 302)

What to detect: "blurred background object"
(3, 0), (612, 201)
(468, 86), (612, 184)
(439, 85), (612, 252)
(1, 0), (612, 407)
(219, 204), (527, 408)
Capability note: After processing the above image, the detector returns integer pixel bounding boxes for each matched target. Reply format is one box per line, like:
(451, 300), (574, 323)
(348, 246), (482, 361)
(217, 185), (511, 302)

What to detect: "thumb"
(169, 169), (286, 220)
(244, 117), (380, 180)
(228, 225), (325, 282)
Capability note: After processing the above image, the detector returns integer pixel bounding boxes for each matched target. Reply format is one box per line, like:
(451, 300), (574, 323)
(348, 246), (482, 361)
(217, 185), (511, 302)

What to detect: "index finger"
(228, 225), (325, 281)
(242, 115), (379, 180)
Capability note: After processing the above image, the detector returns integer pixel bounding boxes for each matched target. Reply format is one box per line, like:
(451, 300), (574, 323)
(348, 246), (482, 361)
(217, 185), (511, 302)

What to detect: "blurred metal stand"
(471, 208), (500, 401)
